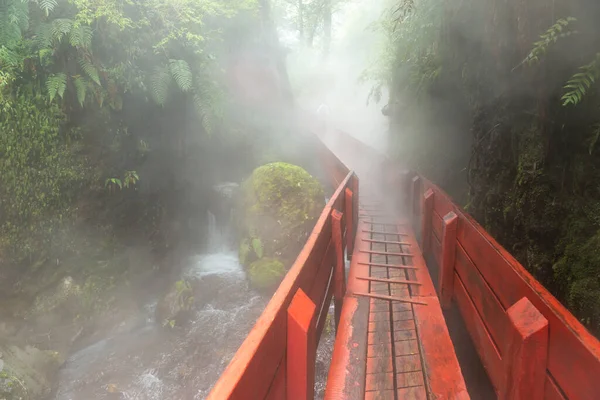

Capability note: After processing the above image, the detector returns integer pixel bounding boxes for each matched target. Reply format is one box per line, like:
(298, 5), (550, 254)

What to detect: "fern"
(0, 0), (29, 48)
(51, 18), (74, 43)
(562, 54), (600, 106)
(193, 80), (224, 135)
(523, 17), (577, 66)
(79, 57), (100, 85)
(46, 73), (66, 101)
(36, 0), (58, 16)
(150, 65), (172, 105)
(73, 75), (88, 106)
(0, 46), (21, 67)
(69, 25), (93, 49)
(34, 23), (54, 48)
(169, 59), (192, 92)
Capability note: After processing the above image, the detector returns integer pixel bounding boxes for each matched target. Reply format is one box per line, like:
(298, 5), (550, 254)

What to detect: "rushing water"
(53, 182), (335, 399)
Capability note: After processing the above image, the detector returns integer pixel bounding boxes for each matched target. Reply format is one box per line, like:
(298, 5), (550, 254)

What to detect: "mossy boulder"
(237, 162), (324, 270)
(247, 258), (285, 291)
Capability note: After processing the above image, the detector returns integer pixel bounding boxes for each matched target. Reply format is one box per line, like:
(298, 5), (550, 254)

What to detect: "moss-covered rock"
(236, 162), (325, 276)
(247, 258), (285, 291)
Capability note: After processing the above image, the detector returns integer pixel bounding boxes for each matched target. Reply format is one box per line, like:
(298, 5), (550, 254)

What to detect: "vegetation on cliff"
(368, 0), (600, 335)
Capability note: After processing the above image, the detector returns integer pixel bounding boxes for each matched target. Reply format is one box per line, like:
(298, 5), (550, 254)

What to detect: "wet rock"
(236, 162), (324, 290)
(155, 280), (194, 327)
(0, 343), (64, 399)
(30, 276), (81, 318)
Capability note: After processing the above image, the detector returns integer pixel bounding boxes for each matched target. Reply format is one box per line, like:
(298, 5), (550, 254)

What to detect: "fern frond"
(79, 57), (100, 85)
(562, 53), (600, 106)
(169, 59), (192, 92)
(523, 17), (577, 66)
(37, 0), (58, 16)
(51, 18), (74, 43)
(73, 75), (88, 107)
(46, 73), (67, 101)
(0, 46), (21, 67)
(34, 23), (53, 48)
(0, 0), (29, 47)
(193, 81), (225, 135)
(69, 25), (93, 49)
(150, 66), (172, 105)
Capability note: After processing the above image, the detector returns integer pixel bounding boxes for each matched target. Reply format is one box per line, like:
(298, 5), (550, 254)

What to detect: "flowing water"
(53, 182), (335, 399)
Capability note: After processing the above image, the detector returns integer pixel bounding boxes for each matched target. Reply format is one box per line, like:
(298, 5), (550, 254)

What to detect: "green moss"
(247, 257), (285, 291)
(237, 162), (325, 267)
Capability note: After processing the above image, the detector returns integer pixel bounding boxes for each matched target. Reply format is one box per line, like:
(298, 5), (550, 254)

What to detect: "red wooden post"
(287, 288), (317, 400)
(421, 189), (434, 254)
(331, 210), (346, 330)
(411, 175), (421, 224)
(501, 297), (549, 400)
(345, 187), (354, 257)
(438, 211), (458, 309)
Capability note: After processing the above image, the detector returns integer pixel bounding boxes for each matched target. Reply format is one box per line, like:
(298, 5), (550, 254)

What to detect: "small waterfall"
(207, 210), (230, 252)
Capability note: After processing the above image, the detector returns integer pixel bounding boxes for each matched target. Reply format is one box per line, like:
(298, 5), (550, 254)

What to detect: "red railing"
(207, 146), (359, 400)
(408, 174), (600, 400)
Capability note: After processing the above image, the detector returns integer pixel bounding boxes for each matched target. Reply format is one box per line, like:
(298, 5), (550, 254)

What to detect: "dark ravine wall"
(387, 0), (600, 336)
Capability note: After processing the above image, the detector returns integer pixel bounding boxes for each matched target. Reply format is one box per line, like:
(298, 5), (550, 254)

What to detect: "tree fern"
(69, 24), (93, 49)
(150, 65), (172, 105)
(34, 22), (54, 48)
(73, 75), (88, 106)
(46, 73), (66, 101)
(523, 17), (577, 66)
(0, 0), (29, 48)
(169, 59), (192, 92)
(79, 57), (100, 85)
(562, 54), (600, 106)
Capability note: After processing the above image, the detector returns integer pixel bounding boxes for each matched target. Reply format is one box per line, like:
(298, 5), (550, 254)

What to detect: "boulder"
(236, 162), (325, 290)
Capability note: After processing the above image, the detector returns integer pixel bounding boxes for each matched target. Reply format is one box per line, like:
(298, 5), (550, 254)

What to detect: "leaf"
(51, 18), (73, 42)
(38, 0), (58, 16)
(239, 238), (250, 265)
(46, 73), (66, 101)
(169, 59), (192, 92)
(79, 57), (100, 85)
(151, 66), (172, 105)
(252, 238), (263, 259)
(73, 76), (88, 107)
(69, 25), (93, 49)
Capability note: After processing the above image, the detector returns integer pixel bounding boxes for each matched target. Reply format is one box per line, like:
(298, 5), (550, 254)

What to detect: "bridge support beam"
(332, 210), (346, 330)
(421, 189), (434, 254)
(501, 297), (549, 400)
(439, 211), (458, 309)
(287, 288), (317, 400)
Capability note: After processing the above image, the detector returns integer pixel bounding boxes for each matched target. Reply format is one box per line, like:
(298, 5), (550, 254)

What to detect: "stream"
(52, 183), (335, 400)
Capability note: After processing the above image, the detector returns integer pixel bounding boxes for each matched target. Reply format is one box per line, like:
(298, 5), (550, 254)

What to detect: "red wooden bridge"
(207, 126), (600, 400)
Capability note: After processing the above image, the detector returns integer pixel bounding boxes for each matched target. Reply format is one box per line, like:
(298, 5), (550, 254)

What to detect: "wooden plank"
(265, 360), (285, 400)
(454, 244), (508, 355)
(363, 229), (409, 236)
(287, 288), (317, 400)
(360, 250), (414, 257)
(431, 210), (443, 242)
(362, 239), (411, 245)
(345, 188), (355, 256)
(358, 262), (419, 271)
(353, 292), (427, 305)
(501, 297), (549, 400)
(439, 212), (458, 309)
(332, 210), (346, 330)
(453, 272), (503, 392)
(456, 212), (600, 399)
(356, 276), (422, 286)
(430, 232), (442, 268)
(421, 189), (434, 254)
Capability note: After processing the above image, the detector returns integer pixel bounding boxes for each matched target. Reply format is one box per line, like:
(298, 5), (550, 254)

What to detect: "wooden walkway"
(325, 183), (469, 400)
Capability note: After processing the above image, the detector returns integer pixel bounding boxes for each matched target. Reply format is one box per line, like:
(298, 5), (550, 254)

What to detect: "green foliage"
(523, 17), (577, 66)
(247, 257), (285, 291)
(561, 53), (600, 106)
(169, 59), (192, 92)
(36, 0), (58, 16)
(0, 93), (89, 263)
(46, 72), (66, 101)
(252, 237), (263, 259)
(150, 65), (172, 105)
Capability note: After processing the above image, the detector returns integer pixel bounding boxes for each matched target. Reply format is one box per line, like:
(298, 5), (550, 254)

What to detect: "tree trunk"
(258, 0), (294, 106)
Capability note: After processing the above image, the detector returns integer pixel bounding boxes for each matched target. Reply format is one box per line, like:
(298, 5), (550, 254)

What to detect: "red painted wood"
(332, 210), (346, 330)
(431, 210), (443, 242)
(308, 243), (334, 323)
(453, 273), (503, 391)
(430, 232), (442, 268)
(454, 244), (508, 355)
(345, 188), (354, 256)
(501, 297), (549, 400)
(287, 288), (317, 400)
(411, 176), (421, 220)
(421, 189), (434, 255)
(439, 211), (458, 309)
(265, 360), (286, 400)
